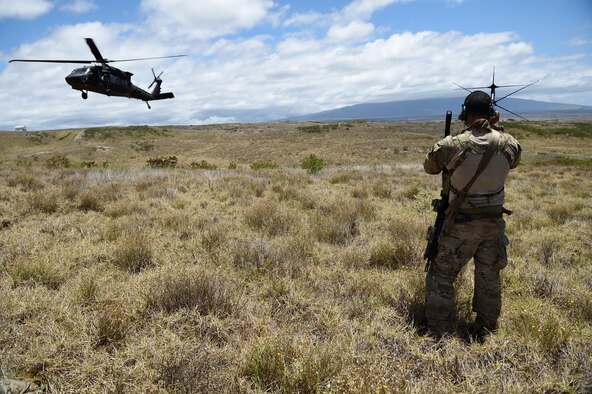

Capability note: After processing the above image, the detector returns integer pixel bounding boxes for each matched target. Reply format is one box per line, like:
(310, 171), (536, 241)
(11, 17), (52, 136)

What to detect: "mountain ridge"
(281, 97), (592, 122)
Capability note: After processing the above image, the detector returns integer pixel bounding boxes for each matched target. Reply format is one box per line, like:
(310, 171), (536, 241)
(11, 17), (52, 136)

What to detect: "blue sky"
(0, 0), (591, 130)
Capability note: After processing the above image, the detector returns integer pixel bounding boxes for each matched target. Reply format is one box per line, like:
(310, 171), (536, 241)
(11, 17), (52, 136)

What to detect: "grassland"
(0, 120), (591, 393)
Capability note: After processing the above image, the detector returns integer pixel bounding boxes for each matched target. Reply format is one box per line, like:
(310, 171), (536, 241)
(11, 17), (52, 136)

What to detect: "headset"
(458, 91), (496, 121)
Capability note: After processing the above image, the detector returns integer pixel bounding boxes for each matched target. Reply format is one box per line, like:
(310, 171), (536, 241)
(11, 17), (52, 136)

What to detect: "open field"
(1, 120), (591, 393)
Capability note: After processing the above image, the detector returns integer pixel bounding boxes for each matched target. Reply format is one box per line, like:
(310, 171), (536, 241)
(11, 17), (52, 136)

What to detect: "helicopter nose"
(65, 74), (76, 87)
(66, 74), (88, 87)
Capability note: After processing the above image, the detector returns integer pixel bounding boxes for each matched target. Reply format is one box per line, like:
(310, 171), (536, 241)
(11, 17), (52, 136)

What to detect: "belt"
(453, 206), (512, 223)
(450, 186), (505, 198)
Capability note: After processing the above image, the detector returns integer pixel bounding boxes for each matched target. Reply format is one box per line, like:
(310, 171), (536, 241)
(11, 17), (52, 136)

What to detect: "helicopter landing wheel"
(81, 91), (88, 100)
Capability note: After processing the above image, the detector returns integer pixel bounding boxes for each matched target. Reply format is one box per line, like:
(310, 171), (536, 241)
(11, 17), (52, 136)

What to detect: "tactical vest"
(446, 128), (512, 210)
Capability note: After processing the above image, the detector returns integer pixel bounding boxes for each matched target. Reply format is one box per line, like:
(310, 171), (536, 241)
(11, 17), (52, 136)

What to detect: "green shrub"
(190, 160), (218, 170)
(297, 123), (339, 133)
(297, 125), (322, 133)
(146, 156), (178, 168)
(300, 154), (325, 174)
(250, 161), (279, 170)
(45, 154), (71, 168)
(228, 162), (238, 170)
(16, 158), (33, 168)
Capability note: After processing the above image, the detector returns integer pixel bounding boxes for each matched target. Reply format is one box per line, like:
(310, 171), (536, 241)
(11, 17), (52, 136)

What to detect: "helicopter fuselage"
(65, 65), (168, 102)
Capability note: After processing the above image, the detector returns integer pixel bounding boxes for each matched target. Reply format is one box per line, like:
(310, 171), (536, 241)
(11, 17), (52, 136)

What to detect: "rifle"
(423, 110), (452, 270)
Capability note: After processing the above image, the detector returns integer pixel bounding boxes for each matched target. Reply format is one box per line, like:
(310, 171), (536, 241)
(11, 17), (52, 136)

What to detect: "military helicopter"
(454, 67), (538, 120)
(9, 38), (186, 109)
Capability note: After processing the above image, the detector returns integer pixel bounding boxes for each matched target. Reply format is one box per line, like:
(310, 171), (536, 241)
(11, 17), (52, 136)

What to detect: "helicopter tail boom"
(153, 92), (174, 100)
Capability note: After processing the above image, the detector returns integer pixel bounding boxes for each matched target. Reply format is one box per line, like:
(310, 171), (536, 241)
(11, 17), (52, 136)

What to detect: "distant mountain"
(281, 97), (592, 122)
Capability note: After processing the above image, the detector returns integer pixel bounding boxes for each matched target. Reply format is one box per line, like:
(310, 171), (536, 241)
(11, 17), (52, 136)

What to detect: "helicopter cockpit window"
(70, 67), (90, 76)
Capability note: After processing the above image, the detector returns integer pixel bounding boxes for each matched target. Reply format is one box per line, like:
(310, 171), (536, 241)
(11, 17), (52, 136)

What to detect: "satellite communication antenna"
(453, 67), (538, 120)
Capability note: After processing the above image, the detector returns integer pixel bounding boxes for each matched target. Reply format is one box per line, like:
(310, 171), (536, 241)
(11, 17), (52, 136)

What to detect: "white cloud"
(283, 10), (326, 27)
(327, 20), (375, 42)
(60, 0), (98, 13)
(140, 0), (275, 40)
(0, 0), (53, 20)
(341, 0), (397, 22)
(568, 36), (591, 46)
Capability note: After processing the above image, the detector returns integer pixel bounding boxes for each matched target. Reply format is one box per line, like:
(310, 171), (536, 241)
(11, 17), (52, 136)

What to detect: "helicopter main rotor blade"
(106, 54), (188, 63)
(453, 82), (473, 93)
(495, 102), (527, 120)
(85, 38), (106, 62)
(495, 80), (539, 103)
(9, 59), (95, 64)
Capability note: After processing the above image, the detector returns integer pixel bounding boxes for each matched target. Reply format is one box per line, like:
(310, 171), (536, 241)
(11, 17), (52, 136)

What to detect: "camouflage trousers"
(425, 218), (509, 334)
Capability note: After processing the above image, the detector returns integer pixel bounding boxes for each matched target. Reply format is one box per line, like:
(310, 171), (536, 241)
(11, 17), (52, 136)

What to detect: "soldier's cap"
(464, 90), (492, 113)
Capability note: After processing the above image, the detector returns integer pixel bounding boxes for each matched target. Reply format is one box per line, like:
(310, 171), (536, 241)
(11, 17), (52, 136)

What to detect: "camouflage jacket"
(424, 120), (522, 209)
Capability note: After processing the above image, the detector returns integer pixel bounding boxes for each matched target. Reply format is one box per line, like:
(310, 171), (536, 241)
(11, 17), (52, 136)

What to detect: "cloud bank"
(1, 0), (591, 130)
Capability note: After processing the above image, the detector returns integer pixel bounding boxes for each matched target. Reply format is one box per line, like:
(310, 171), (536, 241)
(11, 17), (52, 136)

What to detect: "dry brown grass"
(0, 121), (590, 392)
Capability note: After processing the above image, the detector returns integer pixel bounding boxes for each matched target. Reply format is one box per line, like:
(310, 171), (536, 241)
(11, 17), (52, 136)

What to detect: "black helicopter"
(9, 38), (186, 109)
(454, 67), (538, 120)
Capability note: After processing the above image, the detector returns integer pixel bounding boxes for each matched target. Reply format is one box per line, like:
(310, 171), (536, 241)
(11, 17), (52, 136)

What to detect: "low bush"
(190, 160), (218, 170)
(250, 161), (279, 170)
(146, 156), (178, 168)
(297, 125), (322, 133)
(45, 154), (71, 168)
(300, 154), (325, 174)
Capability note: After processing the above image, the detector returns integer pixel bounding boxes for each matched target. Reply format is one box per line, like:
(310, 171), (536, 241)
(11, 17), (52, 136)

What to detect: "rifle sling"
(444, 131), (500, 225)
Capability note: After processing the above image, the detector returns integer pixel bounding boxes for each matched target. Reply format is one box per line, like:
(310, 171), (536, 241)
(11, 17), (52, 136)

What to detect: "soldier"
(423, 91), (521, 338)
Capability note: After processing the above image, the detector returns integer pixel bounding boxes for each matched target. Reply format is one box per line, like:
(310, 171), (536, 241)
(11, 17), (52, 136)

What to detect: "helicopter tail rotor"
(148, 68), (164, 89)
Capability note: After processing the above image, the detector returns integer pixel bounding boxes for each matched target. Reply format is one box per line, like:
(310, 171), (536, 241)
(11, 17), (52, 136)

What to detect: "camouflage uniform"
(424, 120), (521, 335)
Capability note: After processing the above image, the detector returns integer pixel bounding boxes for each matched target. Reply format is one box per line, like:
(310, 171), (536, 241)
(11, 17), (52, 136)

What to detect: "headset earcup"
(458, 105), (466, 121)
